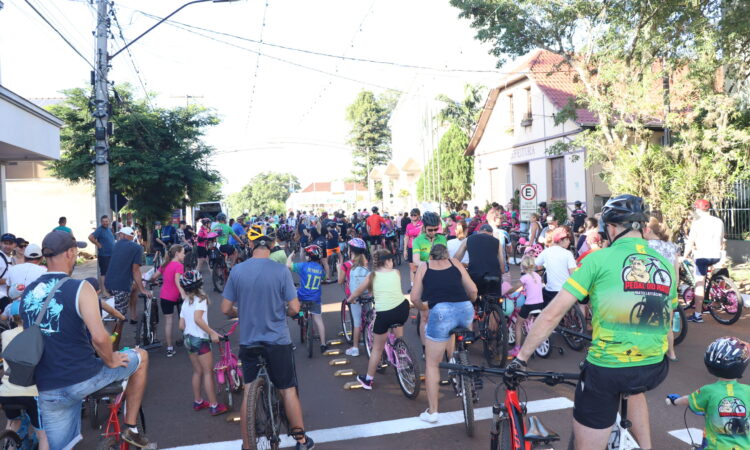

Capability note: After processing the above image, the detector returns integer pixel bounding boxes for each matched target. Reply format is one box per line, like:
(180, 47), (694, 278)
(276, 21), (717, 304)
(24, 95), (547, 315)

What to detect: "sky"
(0, 0), (502, 196)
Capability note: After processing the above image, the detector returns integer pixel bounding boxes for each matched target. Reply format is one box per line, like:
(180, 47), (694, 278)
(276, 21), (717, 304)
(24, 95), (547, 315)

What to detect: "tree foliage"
(452, 0), (750, 235)
(417, 124), (473, 210)
(345, 90), (398, 185)
(226, 172), (300, 217)
(436, 84), (485, 136)
(48, 84), (221, 223)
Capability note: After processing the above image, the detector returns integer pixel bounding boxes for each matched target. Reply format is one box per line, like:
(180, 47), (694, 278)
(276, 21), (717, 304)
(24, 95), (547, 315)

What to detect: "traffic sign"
(519, 183), (537, 221)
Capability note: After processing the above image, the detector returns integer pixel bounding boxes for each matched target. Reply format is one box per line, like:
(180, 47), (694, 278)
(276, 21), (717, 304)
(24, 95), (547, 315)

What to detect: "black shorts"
(542, 288), (558, 304)
(160, 298), (182, 315)
(407, 247), (414, 265)
(573, 357), (669, 429)
(470, 273), (501, 298)
(369, 235), (382, 246)
(0, 396), (42, 429)
(196, 246), (208, 258)
(519, 303), (545, 319)
(373, 300), (410, 335)
(239, 344), (297, 389)
(219, 244), (235, 255)
(98, 255), (111, 275)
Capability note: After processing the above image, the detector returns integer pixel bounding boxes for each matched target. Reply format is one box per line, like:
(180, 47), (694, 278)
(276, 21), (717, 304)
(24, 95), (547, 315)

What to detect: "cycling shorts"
(518, 302), (545, 319)
(239, 344), (297, 389)
(196, 246), (208, 258)
(326, 247), (340, 256)
(301, 301), (321, 315)
(469, 273), (501, 298)
(160, 298), (182, 315)
(695, 258), (720, 276)
(219, 244), (235, 255)
(368, 235), (382, 246)
(573, 357), (669, 429)
(372, 300), (409, 335)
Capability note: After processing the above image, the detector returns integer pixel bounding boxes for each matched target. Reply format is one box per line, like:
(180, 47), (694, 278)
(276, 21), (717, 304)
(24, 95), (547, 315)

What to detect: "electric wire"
(244, 0), (269, 132)
(23, 0), (94, 69)
(111, 5), (153, 107)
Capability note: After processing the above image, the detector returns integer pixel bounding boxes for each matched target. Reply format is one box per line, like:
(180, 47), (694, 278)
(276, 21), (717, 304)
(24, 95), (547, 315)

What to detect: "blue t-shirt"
(104, 239), (144, 292)
(92, 225), (115, 257)
(292, 262), (324, 302)
(326, 229), (339, 250)
(223, 258), (297, 346)
(161, 225), (176, 245)
(230, 222), (245, 246)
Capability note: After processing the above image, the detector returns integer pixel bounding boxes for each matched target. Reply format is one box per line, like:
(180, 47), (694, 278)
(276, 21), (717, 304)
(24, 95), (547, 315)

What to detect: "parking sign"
(519, 184), (537, 221)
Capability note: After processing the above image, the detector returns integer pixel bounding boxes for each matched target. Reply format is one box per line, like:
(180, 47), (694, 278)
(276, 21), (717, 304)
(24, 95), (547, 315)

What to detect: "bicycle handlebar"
(438, 362), (579, 383)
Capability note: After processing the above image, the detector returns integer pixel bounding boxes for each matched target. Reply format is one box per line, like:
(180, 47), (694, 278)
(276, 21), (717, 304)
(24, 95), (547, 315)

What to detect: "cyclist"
(403, 208), (423, 286)
(510, 194), (676, 450)
(151, 221), (166, 260)
(666, 336), (750, 450)
(212, 213), (244, 267)
(454, 223), (506, 297)
(411, 211), (446, 271)
(366, 206), (387, 251)
(287, 245), (328, 354)
(338, 238), (370, 357)
(221, 225), (314, 450)
(324, 222), (341, 283)
(195, 218), (212, 272)
(230, 215), (247, 250)
(534, 227), (577, 306)
(571, 200), (587, 235)
(684, 198), (725, 323)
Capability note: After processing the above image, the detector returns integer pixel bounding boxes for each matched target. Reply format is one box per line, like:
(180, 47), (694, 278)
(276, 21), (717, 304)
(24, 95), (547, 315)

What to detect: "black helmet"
(705, 336), (750, 379)
(600, 194), (648, 227)
(216, 213), (227, 222)
(422, 211), (440, 227)
(372, 206), (379, 213)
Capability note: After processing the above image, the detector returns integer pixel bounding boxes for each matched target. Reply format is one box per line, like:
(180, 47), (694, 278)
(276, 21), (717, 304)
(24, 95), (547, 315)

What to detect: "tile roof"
(301, 182), (366, 193)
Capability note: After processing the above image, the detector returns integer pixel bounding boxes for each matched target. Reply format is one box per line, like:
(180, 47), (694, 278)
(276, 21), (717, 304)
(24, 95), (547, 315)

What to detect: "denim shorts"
(425, 301), (474, 342)
(349, 301), (362, 328)
(38, 349), (141, 450)
(185, 334), (212, 355)
(695, 258), (720, 276)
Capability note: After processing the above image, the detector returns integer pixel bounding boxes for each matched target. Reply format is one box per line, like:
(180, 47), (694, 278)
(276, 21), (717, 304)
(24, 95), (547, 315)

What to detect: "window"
(550, 157), (566, 201)
(525, 87), (532, 116)
(508, 94), (514, 124)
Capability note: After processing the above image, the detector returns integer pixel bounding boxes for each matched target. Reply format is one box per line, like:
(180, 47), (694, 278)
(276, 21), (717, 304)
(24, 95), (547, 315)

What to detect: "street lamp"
(93, 0), (238, 227)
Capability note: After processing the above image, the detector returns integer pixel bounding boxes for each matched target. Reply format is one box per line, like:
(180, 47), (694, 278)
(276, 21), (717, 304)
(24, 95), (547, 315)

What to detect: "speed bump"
(329, 358), (349, 366)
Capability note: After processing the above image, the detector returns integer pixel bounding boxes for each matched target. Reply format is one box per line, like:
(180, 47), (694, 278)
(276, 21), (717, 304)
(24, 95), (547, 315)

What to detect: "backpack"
(3, 276), (70, 387)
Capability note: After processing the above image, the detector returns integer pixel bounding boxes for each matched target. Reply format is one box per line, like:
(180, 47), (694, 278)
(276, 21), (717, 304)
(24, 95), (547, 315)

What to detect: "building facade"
(286, 181), (367, 213)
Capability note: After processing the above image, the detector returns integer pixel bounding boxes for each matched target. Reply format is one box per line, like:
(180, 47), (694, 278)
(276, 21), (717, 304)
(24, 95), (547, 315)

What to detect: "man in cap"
(684, 199), (725, 323)
(0, 233), (17, 310)
(20, 230), (151, 449)
(13, 237), (28, 264)
(6, 243), (47, 301)
(89, 215), (115, 296)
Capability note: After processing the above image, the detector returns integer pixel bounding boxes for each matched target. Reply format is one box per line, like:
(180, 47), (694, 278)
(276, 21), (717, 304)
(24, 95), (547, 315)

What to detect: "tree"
(48, 84), (221, 223)
(452, 0), (750, 235)
(227, 172), (300, 217)
(345, 90), (398, 185)
(436, 84), (485, 136)
(417, 123), (473, 210)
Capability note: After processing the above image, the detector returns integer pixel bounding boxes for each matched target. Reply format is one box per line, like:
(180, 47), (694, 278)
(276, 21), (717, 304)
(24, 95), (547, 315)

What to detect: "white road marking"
(164, 396), (573, 449)
(668, 427), (703, 445)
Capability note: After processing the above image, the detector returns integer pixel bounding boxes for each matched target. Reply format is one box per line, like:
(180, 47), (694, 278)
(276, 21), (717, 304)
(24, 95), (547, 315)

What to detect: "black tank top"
(466, 233), (500, 278)
(422, 260), (468, 308)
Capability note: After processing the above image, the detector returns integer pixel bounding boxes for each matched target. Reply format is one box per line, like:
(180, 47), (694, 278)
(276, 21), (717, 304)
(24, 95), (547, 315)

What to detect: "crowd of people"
(0, 193), (742, 450)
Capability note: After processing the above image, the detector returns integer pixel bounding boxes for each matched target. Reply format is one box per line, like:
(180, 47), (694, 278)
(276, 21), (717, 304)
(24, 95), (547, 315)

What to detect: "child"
(178, 270), (227, 416)
(152, 244), (187, 357)
(338, 238), (370, 357)
(0, 301), (49, 450)
(509, 255), (544, 357)
(287, 245), (328, 353)
(667, 336), (750, 449)
(325, 222), (341, 282)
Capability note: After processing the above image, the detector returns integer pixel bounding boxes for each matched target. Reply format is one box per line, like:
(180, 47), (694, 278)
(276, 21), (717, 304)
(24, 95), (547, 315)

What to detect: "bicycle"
(384, 231), (401, 265)
(472, 275), (509, 367)
(243, 345), (289, 450)
(297, 301), (318, 358)
(701, 263), (742, 325)
(209, 244), (230, 294)
(341, 295), (375, 354)
(0, 404), (39, 449)
(215, 321), (244, 410)
(92, 379), (148, 450)
(447, 326), (479, 437)
(134, 280), (160, 350)
(365, 321), (421, 399)
(440, 361), (578, 450)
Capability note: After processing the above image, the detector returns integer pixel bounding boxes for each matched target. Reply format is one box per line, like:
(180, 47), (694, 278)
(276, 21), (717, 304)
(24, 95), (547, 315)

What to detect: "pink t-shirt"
(520, 272), (543, 306)
(159, 261), (184, 302)
(405, 221), (423, 249)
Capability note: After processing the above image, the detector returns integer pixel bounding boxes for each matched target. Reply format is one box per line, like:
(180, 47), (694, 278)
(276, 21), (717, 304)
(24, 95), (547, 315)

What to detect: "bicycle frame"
(215, 322), (242, 389)
(99, 379), (142, 450)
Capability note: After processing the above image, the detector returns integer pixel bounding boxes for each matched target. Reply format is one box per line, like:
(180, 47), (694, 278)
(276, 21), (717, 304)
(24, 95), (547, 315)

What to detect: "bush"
(550, 201), (568, 225)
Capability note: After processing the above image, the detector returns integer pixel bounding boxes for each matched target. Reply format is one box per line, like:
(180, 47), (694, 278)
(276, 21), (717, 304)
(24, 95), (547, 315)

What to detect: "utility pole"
(93, 0), (111, 223)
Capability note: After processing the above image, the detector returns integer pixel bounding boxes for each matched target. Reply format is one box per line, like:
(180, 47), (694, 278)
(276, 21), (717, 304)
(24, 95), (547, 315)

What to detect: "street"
(74, 259), (744, 450)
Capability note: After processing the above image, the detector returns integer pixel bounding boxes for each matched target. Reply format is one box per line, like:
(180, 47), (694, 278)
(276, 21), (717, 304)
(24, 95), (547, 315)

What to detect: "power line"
(244, 0), (269, 133)
(110, 5), (153, 107)
(23, 0), (94, 69)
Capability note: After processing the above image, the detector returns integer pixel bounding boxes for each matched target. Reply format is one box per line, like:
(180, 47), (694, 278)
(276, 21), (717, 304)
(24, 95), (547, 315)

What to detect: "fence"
(715, 180), (750, 240)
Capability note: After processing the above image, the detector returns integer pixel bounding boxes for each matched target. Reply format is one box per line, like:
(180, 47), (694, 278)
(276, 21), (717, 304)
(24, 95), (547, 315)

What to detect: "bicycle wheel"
(458, 350), (475, 437)
(561, 306), (586, 351)
(135, 314), (147, 347)
(707, 275), (743, 325)
(306, 315), (314, 358)
(298, 316), (306, 344)
(535, 337), (551, 358)
(673, 304), (688, 345)
(393, 338), (421, 399)
(496, 416), (513, 450)
(212, 263), (226, 293)
(340, 300), (354, 345)
(507, 315), (516, 346)
(96, 436), (119, 450)
(365, 311), (375, 358)
(482, 304), (509, 367)
(87, 396), (105, 429)
(246, 378), (280, 450)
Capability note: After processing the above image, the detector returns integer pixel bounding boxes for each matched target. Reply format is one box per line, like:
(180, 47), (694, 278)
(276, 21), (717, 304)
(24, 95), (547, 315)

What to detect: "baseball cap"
(479, 224), (494, 233)
(24, 244), (42, 259)
(694, 199), (711, 211)
(119, 227), (135, 237)
(1, 233), (16, 243)
(550, 227), (570, 243)
(41, 230), (87, 257)
(15, 237), (29, 247)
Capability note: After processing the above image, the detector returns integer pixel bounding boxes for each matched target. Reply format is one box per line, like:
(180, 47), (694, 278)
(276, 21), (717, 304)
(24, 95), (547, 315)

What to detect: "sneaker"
(192, 400), (210, 411)
(320, 344), (328, 354)
(166, 347), (176, 357)
(295, 435), (315, 450)
(508, 346), (521, 357)
(687, 313), (704, 323)
(419, 409), (439, 423)
(345, 347), (360, 357)
(121, 428), (150, 448)
(357, 375), (372, 390)
(210, 403), (229, 416)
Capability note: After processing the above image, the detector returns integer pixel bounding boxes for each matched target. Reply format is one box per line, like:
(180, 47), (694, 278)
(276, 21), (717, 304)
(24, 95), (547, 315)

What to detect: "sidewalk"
(72, 259), (152, 280)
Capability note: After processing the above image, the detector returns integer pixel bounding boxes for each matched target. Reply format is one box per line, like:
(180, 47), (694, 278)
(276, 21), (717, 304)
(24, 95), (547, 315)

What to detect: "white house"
(286, 181), (367, 213)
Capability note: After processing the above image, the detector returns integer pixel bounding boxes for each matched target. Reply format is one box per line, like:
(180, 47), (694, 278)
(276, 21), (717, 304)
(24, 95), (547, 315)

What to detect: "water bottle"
(672, 311), (681, 333)
(110, 332), (119, 343)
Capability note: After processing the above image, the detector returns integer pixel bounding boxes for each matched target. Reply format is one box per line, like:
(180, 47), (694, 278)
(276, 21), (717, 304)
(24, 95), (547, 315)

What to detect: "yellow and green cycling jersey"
(563, 237), (677, 368)
(412, 233), (447, 262)
(689, 380), (750, 450)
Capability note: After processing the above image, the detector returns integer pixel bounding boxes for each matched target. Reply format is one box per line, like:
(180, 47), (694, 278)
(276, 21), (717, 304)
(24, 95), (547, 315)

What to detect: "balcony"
(520, 112), (533, 127)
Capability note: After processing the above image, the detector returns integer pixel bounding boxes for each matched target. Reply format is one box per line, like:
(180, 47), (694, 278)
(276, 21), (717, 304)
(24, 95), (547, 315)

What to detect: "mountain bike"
(366, 321), (421, 399)
(447, 326), (480, 437)
(134, 280), (160, 350)
(93, 379), (147, 450)
(209, 245), (230, 293)
(473, 275), (509, 367)
(215, 321), (244, 410)
(244, 345), (288, 450)
(340, 294), (375, 349)
(297, 301), (318, 358)
(440, 361), (578, 450)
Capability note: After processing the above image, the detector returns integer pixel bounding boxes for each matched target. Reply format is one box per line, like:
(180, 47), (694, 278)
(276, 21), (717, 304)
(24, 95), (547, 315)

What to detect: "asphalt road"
(77, 256), (750, 449)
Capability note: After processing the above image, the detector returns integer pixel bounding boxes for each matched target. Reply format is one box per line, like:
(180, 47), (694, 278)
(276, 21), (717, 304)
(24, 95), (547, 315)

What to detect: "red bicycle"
(93, 378), (148, 449)
(440, 361), (577, 449)
(214, 321), (244, 410)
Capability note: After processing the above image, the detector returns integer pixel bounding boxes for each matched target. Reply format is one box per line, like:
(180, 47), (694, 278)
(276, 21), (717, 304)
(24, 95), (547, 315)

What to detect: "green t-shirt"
(212, 223), (233, 245)
(269, 249), (287, 265)
(53, 225), (72, 233)
(562, 237), (677, 368)
(412, 233), (448, 262)
(689, 380), (750, 450)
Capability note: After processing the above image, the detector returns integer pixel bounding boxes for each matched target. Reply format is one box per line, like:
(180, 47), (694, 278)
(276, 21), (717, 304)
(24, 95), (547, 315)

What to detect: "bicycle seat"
(90, 381), (123, 398)
(524, 415), (560, 442)
(242, 345), (266, 355)
(449, 326), (474, 341)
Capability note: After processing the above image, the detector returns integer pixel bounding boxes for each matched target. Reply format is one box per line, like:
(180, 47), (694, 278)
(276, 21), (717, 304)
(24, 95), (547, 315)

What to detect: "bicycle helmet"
(348, 237), (367, 254)
(180, 269), (203, 291)
(304, 244), (322, 261)
(705, 336), (750, 379)
(200, 217), (211, 224)
(524, 244), (543, 259)
(372, 206), (379, 213)
(599, 194), (648, 243)
(216, 213), (227, 222)
(422, 211), (440, 227)
(248, 224), (275, 248)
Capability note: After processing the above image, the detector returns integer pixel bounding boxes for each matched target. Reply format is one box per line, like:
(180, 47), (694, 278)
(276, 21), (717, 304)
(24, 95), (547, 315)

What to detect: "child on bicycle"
(666, 336), (750, 449)
(178, 270), (228, 416)
(325, 222), (341, 283)
(508, 254), (544, 358)
(287, 245), (328, 353)
(338, 238), (370, 357)
(0, 300), (49, 450)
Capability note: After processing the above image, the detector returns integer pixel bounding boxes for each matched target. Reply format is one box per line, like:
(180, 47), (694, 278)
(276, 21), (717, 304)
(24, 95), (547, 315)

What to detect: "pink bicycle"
(214, 321), (244, 410)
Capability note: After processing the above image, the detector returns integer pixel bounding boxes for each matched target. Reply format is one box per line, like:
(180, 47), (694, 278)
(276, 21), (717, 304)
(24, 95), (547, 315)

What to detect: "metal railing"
(715, 180), (750, 240)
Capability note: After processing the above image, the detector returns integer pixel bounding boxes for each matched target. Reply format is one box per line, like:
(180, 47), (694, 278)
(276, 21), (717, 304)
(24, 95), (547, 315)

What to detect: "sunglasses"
(410, 214), (418, 217)
(426, 227), (439, 232)
(18, 245), (27, 249)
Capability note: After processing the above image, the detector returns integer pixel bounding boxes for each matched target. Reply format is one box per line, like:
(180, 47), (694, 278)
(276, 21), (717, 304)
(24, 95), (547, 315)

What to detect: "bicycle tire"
(212, 263), (225, 293)
(87, 396), (105, 429)
(223, 379), (234, 410)
(393, 338), (421, 399)
(561, 306), (586, 351)
(245, 377), (280, 450)
(673, 304), (688, 345)
(96, 436), (118, 450)
(482, 304), (509, 367)
(299, 316), (306, 344)
(707, 275), (743, 325)
(306, 314), (314, 358)
(135, 315), (148, 347)
(340, 300), (354, 345)
(365, 311), (375, 358)
(415, 309), (422, 339)
(496, 413), (513, 450)
(458, 350), (475, 437)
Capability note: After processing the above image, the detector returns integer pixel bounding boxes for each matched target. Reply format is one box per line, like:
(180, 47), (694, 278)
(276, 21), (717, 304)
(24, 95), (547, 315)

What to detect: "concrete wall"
(727, 239), (750, 264)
